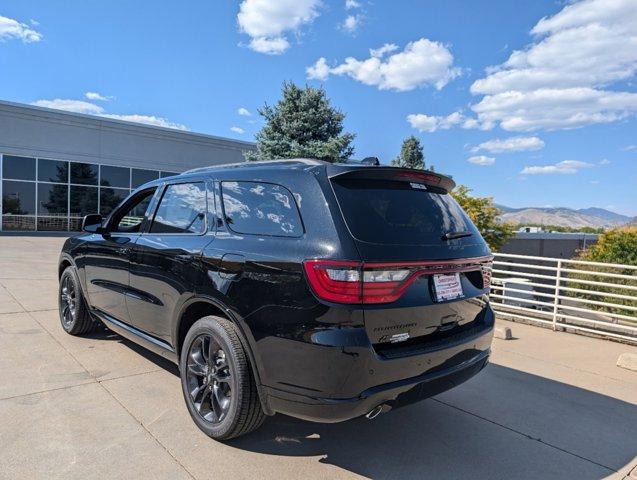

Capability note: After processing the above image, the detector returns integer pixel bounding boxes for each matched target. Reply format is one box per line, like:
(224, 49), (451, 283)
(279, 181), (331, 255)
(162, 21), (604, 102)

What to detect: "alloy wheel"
(186, 334), (233, 424)
(60, 275), (77, 328)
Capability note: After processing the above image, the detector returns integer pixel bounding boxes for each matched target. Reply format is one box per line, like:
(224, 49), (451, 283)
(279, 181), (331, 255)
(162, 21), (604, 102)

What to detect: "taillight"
(481, 262), (493, 289)
(303, 260), (418, 304)
(303, 260), (361, 304)
(304, 257), (493, 305)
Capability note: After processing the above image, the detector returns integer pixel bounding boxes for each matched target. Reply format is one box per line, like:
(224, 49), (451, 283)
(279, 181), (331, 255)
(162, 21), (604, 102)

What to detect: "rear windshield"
(332, 179), (478, 246)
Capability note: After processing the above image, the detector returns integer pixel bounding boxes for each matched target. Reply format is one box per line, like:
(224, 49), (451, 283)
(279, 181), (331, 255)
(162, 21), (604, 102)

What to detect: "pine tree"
(392, 136), (425, 169)
(245, 82), (355, 162)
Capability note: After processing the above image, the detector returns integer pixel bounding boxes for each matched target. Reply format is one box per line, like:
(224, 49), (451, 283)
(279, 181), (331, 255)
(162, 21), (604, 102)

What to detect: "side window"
(111, 188), (156, 233)
(150, 182), (207, 234)
(221, 181), (303, 237)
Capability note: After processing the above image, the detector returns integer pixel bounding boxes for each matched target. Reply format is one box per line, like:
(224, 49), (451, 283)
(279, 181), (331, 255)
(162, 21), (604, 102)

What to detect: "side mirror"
(82, 214), (105, 234)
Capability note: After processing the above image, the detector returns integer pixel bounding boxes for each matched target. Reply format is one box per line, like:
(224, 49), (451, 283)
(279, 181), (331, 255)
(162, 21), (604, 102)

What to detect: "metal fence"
(490, 252), (637, 344)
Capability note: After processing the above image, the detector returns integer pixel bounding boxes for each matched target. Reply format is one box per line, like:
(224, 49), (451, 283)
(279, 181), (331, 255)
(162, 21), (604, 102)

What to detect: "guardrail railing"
(490, 252), (637, 344)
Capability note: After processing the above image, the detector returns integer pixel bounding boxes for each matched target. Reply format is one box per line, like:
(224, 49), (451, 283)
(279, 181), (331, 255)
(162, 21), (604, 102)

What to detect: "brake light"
(394, 171), (441, 184)
(304, 258), (493, 304)
(303, 260), (361, 304)
(303, 260), (412, 304)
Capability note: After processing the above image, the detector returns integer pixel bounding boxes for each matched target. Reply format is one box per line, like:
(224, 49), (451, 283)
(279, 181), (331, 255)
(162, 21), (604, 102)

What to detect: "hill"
(496, 206), (632, 229)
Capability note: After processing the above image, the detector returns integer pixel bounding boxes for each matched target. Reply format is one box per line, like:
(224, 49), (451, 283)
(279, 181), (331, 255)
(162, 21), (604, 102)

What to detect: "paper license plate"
(433, 273), (463, 302)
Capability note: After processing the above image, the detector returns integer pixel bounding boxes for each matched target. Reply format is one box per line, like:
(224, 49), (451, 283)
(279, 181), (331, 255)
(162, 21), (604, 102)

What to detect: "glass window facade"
(38, 159), (68, 183)
(100, 165), (130, 189)
(70, 162), (99, 185)
(3, 155), (36, 181)
(132, 168), (159, 188)
(0, 154), (180, 232)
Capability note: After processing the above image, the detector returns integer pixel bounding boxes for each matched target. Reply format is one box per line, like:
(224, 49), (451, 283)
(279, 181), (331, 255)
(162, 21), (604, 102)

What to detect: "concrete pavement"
(0, 236), (636, 479)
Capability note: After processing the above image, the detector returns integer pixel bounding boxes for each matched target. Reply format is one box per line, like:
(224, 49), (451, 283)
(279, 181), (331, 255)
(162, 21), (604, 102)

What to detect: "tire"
(180, 316), (265, 440)
(58, 266), (98, 335)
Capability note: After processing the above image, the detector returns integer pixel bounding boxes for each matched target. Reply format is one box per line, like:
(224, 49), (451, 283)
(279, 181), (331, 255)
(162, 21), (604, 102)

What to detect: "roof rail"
(184, 158), (327, 174)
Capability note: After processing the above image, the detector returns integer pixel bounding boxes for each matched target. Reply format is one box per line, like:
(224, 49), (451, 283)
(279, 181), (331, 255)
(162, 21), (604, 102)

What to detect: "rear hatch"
(328, 166), (493, 355)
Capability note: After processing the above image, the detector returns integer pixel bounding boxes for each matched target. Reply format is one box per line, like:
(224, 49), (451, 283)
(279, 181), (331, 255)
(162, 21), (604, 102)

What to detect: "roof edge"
(0, 99), (256, 148)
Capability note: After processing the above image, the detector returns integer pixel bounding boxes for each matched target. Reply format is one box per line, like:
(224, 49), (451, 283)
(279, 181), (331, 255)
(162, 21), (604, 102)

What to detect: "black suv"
(58, 159), (494, 440)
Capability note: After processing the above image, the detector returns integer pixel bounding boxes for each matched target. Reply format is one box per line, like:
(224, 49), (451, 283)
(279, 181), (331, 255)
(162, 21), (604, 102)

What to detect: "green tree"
(451, 185), (515, 251)
(579, 227), (637, 265)
(392, 135), (425, 169)
(2, 195), (26, 215)
(568, 227), (637, 316)
(245, 82), (355, 162)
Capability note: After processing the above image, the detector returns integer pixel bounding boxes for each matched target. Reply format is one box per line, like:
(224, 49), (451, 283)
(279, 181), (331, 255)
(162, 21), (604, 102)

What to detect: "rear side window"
(221, 181), (303, 237)
(332, 179), (478, 246)
(150, 182), (207, 234)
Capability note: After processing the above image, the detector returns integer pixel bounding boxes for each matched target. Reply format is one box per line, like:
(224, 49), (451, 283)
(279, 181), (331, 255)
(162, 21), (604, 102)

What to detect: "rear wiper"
(441, 230), (473, 241)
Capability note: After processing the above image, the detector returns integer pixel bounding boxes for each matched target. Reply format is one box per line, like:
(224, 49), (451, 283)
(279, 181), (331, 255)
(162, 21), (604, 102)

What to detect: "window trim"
(219, 180), (305, 238)
(145, 180), (209, 236)
(106, 186), (159, 235)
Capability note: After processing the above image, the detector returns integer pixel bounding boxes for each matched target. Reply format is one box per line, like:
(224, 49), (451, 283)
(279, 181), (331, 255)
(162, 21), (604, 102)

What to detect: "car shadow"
(116, 331), (636, 480)
(88, 325), (179, 374)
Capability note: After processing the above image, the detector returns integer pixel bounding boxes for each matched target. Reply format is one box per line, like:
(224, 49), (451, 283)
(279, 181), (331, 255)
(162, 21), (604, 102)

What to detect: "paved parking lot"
(0, 235), (636, 480)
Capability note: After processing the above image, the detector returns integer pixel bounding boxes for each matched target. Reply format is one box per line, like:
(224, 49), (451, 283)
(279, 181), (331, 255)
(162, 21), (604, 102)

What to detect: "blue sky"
(1, 0), (636, 216)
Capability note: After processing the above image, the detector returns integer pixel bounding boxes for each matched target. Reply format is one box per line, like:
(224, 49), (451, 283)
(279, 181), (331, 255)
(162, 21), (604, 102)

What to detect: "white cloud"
(468, 0), (637, 131)
(472, 136), (545, 153)
(369, 43), (398, 58)
(468, 155), (496, 166)
(248, 36), (289, 55)
(237, 0), (321, 55)
(407, 112), (464, 132)
(31, 99), (104, 115)
(622, 145), (637, 152)
(599, 158), (611, 165)
(230, 126), (245, 134)
(237, 107), (252, 116)
(31, 98), (186, 130)
(85, 92), (113, 101)
(0, 15), (42, 43)
(520, 160), (593, 175)
(306, 57), (331, 81)
(102, 114), (187, 130)
(307, 38), (460, 91)
(471, 87), (637, 131)
(342, 14), (361, 33)
(345, 0), (361, 9)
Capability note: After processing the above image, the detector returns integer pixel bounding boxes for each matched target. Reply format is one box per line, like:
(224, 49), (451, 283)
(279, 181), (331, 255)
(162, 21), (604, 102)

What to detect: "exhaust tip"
(365, 405), (384, 420)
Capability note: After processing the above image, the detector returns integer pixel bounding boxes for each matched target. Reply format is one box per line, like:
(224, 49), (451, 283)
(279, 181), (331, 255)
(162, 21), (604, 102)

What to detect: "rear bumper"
(265, 347), (490, 423)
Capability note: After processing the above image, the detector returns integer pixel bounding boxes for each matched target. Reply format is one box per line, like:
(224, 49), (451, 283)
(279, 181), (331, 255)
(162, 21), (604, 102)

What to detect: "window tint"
(132, 169), (159, 188)
(100, 165), (130, 188)
(221, 181), (302, 237)
(38, 159), (68, 183)
(151, 183), (206, 234)
(70, 162), (99, 185)
(3, 155), (36, 180)
(332, 179), (477, 246)
(111, 189), (156, 233)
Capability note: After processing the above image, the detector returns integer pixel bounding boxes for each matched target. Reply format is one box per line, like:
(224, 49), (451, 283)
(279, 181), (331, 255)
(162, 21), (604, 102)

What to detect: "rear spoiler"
(327, 166), (456, 193)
